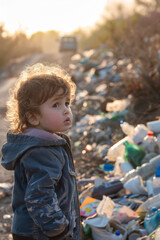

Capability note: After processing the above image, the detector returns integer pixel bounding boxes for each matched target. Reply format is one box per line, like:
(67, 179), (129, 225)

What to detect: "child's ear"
(26, 112), (40, 126)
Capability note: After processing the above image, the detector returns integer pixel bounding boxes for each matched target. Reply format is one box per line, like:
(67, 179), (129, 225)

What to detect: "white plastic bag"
(96, 196), (114, 218)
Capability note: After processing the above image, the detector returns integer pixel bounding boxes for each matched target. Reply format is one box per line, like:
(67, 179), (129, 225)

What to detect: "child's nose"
(63, 106), (70, 114)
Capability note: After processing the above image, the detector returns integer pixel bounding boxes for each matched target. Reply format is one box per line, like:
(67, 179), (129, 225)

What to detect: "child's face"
(35, 88), (73, 133)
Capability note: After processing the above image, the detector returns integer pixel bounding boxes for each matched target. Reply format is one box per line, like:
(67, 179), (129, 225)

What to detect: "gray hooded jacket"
(1, 129), (81, 240)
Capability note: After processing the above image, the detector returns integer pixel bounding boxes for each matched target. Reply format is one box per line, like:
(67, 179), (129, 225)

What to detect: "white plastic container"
(143, 132), (157, 153)
(120, 121), (135, 138)
(124, 176), (147, 195)
(132, 124), (149, 144)
(114, 230), (123, 240)
(107, 136), (133, 161)
(120, 161), (133, 173)
(147, 120), (160, 133)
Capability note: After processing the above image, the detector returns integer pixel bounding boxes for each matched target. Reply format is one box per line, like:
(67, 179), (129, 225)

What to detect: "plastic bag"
(96, 196), (114, 218)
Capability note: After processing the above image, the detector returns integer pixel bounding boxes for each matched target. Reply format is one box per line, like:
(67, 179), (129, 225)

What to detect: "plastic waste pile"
(67, 48), (160, 240)
(77, 118), (160, 240)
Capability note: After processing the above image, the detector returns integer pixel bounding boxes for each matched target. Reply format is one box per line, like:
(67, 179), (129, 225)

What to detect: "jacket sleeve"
(21, 147), (69, 238)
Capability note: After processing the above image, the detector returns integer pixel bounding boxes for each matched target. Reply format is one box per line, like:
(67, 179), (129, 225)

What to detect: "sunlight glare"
(1, 0), (134, 36)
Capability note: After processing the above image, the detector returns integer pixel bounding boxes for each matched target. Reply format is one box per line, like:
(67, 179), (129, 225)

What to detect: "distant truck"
(59, 36), (77, 53)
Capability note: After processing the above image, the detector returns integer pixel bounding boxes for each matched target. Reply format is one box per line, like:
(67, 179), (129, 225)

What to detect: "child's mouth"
(64, 117), (71, 125)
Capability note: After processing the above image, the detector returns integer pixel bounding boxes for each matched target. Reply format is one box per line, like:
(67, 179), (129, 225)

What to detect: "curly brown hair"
(6, 63), (76, 133)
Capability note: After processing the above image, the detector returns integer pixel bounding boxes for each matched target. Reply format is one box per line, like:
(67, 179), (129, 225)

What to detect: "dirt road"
(0, 77), (16, 182)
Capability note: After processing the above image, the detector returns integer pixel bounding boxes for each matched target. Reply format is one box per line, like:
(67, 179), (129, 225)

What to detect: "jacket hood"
(1, 129), (67, 170)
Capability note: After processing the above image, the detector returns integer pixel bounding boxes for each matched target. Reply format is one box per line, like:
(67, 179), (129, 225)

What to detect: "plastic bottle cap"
(151, 207), (158, 212)
(103, 163), (114, 171)
(105, 157), (108, 163)
(115, 230), (121, 236)
(156, 166), (160, 177)
(120, 120), (124, 125)
(148, 132), (154, 136)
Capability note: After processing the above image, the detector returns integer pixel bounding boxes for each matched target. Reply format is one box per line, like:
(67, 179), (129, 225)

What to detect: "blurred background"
(0, 0), (158, 67)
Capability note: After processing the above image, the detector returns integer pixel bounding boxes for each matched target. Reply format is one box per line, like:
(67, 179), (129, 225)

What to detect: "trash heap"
(67, 47), (160, 240)
(0, 47), (160, 239)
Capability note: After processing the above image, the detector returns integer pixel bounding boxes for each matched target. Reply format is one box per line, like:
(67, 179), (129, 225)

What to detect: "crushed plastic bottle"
(144, 207), (160, 234)
(143, 132), (157, 153)
(123, 141), (145, 168)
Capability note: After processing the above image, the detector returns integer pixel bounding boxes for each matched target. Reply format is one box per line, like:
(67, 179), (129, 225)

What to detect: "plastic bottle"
(133, 124), (149, 145)
(92, 179), (123, 200)
(120, 120), (135, 138)
(82, 222), (92, 238)
(121, 155), (160, 184)
(153, 166), (160, 196)
(120, 161), (133, 173)
(114, 230), (123, 240)
(143, 132), (157, 153)
(123, 141), (145, 168)
(144, 207), (159, 234)
(107, 136), (133, 162)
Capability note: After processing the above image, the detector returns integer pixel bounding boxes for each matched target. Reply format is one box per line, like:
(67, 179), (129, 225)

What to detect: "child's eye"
(53, 103), (59, 108)
(65, 102), (70, 107)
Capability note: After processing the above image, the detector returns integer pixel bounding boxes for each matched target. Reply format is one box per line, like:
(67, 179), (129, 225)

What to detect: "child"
(1, 63), (81, 240)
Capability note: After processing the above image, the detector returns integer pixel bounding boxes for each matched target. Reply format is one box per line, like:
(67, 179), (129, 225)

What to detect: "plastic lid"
(115, 230), (121, 236)
(148, 132), (154, 136)
(156, 166), (160, 177)
(103, 163), (114, 171)
(151, 207), (158, 212)
(120, 120), (124, 125)
(105, 157), (108, 163)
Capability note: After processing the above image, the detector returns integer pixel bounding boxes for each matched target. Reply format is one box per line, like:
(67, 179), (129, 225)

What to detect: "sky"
(0, 0), (134, 36)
